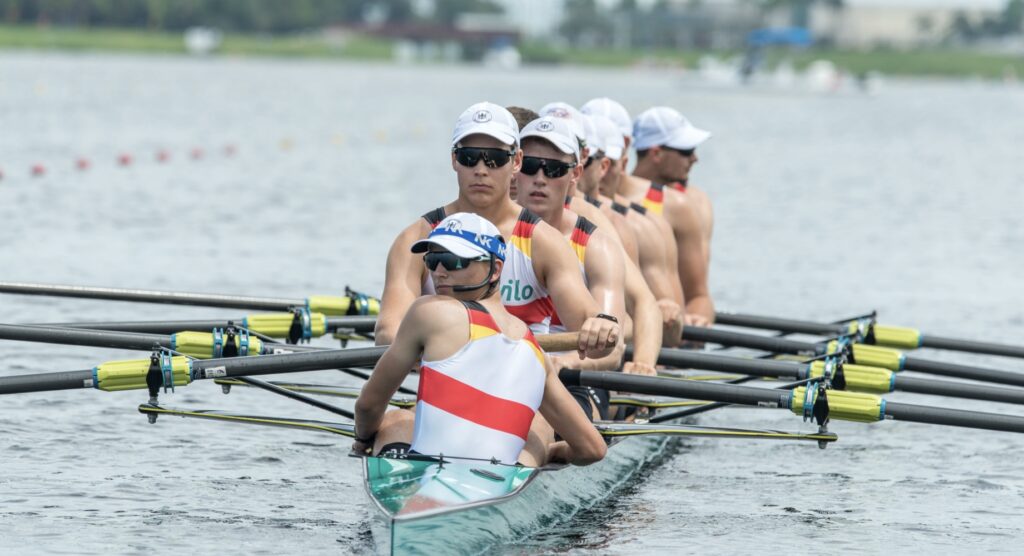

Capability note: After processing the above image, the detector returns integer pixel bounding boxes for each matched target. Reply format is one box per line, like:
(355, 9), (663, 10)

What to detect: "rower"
(581, 113), (685, 346)
(375, 101), (620, 362)
(515, 116), (661, 420)
(624, 106), (715, 326)
(354, 212), (606, 469)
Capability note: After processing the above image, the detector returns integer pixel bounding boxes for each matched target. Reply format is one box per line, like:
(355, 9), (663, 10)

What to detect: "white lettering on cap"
(475, 233), (493, 248)
(473, 110), (492, 123)
(537, 120), (554, 132)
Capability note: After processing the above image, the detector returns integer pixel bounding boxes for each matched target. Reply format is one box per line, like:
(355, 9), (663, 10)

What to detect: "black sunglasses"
(665, 146), (695, 157)
(520, 156), (577, 178)
(424, 251), (489, 272)
(453, 147), (516, 169)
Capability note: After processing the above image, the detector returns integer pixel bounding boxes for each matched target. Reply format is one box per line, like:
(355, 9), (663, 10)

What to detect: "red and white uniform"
(411, 301), (547, 464)
(422, 207), (556, 334)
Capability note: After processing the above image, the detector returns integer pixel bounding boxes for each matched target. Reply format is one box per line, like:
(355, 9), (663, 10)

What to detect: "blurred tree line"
(0, 0), (503, 32)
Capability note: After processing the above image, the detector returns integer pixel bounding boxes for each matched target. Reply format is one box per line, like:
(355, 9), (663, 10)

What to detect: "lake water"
(1, 52), (1023, 554)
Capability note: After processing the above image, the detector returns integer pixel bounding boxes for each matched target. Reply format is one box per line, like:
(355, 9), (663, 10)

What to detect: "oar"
(560, 370), (1024, 434)
(35, 314), (377, 343)
(680, 326), (1024, 388)
(716, 311), (1024, 359)
(644, 347), (1024, 406)
(0, 333), (581, 396)
(0, 281), (380, 316)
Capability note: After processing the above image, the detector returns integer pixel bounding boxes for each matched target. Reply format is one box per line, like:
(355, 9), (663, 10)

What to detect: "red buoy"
(190, 148), (204, 160)
(76, 158), (91, 170)
(118, 153), (133, 166)
(31, 164), (46, 177)
(156, 150), (170, 163)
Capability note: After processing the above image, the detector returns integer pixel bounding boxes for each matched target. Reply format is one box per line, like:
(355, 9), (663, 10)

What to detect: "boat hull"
(363, 433), (669, 555)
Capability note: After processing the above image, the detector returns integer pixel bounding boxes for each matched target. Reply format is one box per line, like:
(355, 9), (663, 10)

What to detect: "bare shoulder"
(391, 217), (433, 250)
(405, 295), (466, 329)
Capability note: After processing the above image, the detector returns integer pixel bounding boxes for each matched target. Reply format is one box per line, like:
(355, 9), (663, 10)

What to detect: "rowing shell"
(363, 430), (671, 555)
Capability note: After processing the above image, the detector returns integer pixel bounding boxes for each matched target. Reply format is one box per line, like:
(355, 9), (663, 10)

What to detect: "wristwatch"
(595, 313), (619, 324)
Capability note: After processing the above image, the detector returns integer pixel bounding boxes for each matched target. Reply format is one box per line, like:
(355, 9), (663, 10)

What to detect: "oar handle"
(537, 332), (580, 353)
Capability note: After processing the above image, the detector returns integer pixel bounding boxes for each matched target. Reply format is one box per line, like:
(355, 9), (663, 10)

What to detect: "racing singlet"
(549, 216), (596, 333)
(611, 201), (629, 216)
(641, 182), (665, 215)
(669, 180), (687, 193)
(411, 300), (546, 464)
(584, 195), (602, 209)
(422, 207), (556, 334)
(563, 195), (573, 209)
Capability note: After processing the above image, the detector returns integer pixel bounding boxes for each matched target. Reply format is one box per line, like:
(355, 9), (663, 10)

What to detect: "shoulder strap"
(563, 195), (573, 209)
(518, 207), (541, 226)
(584, 195), (602, 209)
(629, 202), (648, 215)
(611, 201), (629, 216)
(575, 215), (597, 237)
(422, 207), (447, 229)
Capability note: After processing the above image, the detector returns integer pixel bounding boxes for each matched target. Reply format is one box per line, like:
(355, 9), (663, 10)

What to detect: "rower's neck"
(632, 163), (661, 184)
(536, 202), (569, 234)
(450, 197), (519, 228)
(618, 174), (647, 196)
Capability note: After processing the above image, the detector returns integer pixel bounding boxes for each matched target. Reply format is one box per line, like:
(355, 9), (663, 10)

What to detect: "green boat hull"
(362, 433), (670, 554)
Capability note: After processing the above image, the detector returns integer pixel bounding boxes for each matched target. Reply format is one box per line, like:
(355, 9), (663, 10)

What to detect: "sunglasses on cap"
(520, 156), (577, 178)
(665, 146), (695, 157)
(453, 146), (516, 169)
(423, 251), (491, 272)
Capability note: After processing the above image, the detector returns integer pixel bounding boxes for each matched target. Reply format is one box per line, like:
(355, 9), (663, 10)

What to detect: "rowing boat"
(364, 429), (670, 554)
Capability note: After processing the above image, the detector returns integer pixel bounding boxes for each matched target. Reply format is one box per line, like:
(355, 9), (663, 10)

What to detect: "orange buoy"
(76, 158), (91, 170)
(117, 153), (133, 166)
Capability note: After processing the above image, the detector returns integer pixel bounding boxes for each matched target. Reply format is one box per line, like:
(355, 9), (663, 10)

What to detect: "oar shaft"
(37, 316), (377, 335)
(0, 281), (300, 311)
(0, 369), (95, 394)
(561, 369), (790, 408)
(920, 335), (1024, 359)
(190, 347), (388, 379)
(649, 347), (804, 379)
(681, 326), (816, 355)
(903, 356), (1024, 388)
(714, 312), (843, 336)
(895, 376), (1024, 405)
(885, 401), (1024, 434)
(0, 324), (172, 351)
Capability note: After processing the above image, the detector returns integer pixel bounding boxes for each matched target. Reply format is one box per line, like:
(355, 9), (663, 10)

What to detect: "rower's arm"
(375, 221), (430, 345)
(664, 197), (714, 325)
(532, 223), (620, 359)
(650, 212), (687, 309)
(623, 257), (668, 365)
(539, 359), (607, 466)
(567, 229), (627, 371)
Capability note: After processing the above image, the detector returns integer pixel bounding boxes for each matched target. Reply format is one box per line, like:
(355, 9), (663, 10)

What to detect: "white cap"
(590, 114), (625, 161)
(538, 101), (586, 146)
(633, 107), (710, 151)
(581, 97), (632, 140)
(410, 212), (507, 262)
(452, 102), (520, 148)
(582, 115), (605, 159)
(519, 116), (581, 162)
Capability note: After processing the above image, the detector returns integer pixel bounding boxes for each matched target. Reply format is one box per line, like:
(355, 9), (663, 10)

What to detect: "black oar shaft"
(0, 281), (300, 311)
(885, 402), (1024, 434)
(0, 324), (172, 351)
(651, 347), (803, 378)
(561, 369), (790, 408)
(190, 347), (388, 379)
(920, 335), (1024, 359)
(0, 369), (95, 394)
(681, 326), (817, 355)
(895, 376), (1024, 405)
(715, 312), (843, 336)
(233, 376), (354, 419)
(903, 356), (1024, 388)
(38, 316), (377, 334)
